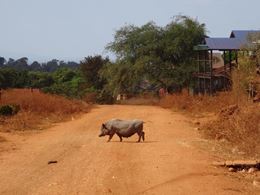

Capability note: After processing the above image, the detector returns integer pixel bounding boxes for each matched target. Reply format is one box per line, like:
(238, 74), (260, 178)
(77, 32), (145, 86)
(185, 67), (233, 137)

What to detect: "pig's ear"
(102, 124), (107, 129)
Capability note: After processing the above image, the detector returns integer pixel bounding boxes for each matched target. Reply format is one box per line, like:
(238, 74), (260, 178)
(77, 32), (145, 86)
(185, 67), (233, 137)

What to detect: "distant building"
(193, 30), (260, 95)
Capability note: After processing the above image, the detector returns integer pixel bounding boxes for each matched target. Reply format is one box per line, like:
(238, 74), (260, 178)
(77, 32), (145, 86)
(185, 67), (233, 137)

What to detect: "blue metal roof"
(230, 30), (260, 44)
(205, 38), (242, 50)
(194, 30), (260, 51)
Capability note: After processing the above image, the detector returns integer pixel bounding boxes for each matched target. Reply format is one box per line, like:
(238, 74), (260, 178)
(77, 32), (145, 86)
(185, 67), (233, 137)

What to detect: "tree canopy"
(80, 55), (109, 90)
(0, 57), (79, 72)
(105, 15), (206, 94)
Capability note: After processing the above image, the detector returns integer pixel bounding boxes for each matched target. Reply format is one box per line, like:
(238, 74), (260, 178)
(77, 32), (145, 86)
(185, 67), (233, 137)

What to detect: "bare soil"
(0, 105), (259, 195)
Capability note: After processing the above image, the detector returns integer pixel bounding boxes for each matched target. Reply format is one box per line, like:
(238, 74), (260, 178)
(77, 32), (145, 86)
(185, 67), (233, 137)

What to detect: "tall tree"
(0, 57), (6, 67)
(80, 55), (109, 89)
(42, 59), (59, 72)
(106, 15), (206, 92)
(14, 57), (29, 70)
(30, 61), (42, 71)
(7, 58), (15, 66)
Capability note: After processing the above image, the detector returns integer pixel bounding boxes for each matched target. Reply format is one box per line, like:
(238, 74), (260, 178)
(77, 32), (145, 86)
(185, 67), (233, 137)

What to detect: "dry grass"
(202, 105), (260, 157)
(1, 89), (88, 114)
(0, 89), (90, 131)
(159, 89), (236, 114)
(83, 92), (98, 104)
(159, 88), (260, 157)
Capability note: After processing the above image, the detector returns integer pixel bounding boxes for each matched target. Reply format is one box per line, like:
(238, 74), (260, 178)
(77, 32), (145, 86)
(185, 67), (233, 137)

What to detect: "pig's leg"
(116, 133), (123, 142)
(137, 125), (143, 142)
(141, 132), (145, 141)
(137, 132), (142, 142)
(107, 133), (115, 142)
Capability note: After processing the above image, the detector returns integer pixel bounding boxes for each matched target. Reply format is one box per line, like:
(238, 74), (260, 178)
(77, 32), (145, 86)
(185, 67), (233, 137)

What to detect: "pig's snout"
(99, 133), (105, 137)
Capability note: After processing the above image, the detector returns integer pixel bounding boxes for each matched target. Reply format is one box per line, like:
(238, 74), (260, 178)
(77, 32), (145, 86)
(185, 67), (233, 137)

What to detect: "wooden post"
(235, 50), (238, 68)
(235, 51), (238, 64)
(204, 50), (207, 94)
(198, 51), (200, 94)
(210, 50), (213, 95)
(223, 50), (226, 72)
(229, 50), (232, 73)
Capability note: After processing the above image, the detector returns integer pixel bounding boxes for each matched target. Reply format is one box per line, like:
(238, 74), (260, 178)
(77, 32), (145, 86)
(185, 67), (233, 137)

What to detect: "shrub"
(0, 104), (20, 116)
(0, 105), (13, 116)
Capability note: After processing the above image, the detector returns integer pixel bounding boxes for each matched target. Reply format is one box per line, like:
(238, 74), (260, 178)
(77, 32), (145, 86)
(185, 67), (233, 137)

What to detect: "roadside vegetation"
(0, 89), (90, 131)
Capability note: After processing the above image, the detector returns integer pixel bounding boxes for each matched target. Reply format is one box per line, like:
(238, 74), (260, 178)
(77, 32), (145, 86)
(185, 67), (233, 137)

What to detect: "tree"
(30, 61), (42, 71)
(100, 61), (141, 96)
(53, 68), (77, 83)
(7, 58), (15, 66)
(14, 71), (29, 88)
(28, 72), (54, 89)
(42, 68), (86, 98)
(42, 59), (59, 72)
(0, 57), (6, 67)
(67, 61), (79, 69)
(80, 55), (109, 90)
(105, 15), (206, 93)
(0, 68), (17, 88)
(8, 57), (29, 70)
(59, 61), (79, 69)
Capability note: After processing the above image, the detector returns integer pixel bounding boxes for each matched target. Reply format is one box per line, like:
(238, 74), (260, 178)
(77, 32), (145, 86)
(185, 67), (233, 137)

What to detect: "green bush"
(0, 104), (20, 116)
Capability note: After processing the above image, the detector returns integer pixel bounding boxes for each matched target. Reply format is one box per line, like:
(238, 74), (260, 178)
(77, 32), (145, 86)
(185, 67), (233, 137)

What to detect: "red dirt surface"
(0, 105), (258, 194)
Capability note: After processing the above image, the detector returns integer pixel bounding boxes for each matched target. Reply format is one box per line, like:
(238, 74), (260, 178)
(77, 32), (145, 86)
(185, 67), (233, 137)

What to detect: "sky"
(0, 0), (259, 62)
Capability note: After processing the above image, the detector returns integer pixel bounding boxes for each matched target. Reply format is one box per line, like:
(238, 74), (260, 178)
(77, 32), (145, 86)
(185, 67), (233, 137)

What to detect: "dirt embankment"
(0, 105), (259, 194)
(202, 104), (260, 157)
(158, 92), (260, 158)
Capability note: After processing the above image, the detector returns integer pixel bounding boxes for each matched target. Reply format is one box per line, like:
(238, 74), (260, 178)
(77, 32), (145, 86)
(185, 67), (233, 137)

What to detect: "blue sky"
(0, 0), (259, 62)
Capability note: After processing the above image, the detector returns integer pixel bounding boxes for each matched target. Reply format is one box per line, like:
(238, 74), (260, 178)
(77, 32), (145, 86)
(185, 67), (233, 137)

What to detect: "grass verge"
(158, 90), (260, 158)
(0, 89), (90, 131)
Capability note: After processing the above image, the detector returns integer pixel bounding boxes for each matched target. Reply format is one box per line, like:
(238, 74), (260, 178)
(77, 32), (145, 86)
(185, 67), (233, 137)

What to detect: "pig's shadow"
(111, 140), (158, 144)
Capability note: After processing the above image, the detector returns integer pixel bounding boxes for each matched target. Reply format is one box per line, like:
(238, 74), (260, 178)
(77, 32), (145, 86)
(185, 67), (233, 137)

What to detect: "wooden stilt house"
(193, 30), (260, 95)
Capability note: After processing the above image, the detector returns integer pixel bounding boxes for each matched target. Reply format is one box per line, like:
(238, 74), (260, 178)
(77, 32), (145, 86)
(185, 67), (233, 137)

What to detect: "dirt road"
(0, 105), (258, 194)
